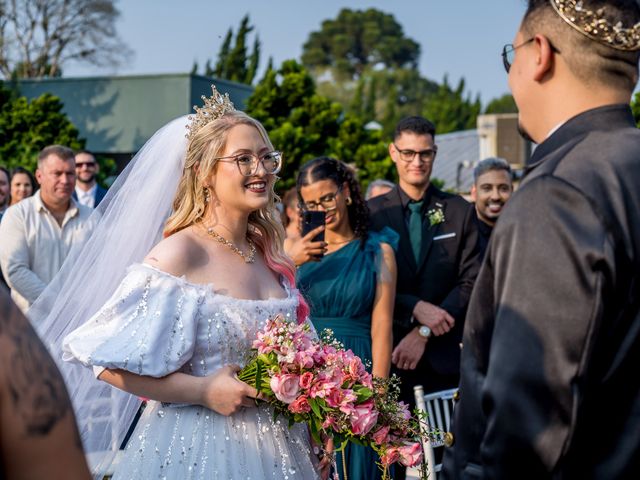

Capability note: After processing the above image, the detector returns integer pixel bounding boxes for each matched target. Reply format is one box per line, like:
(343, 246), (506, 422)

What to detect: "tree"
(210, 14), (261, 84)
(245, 60), (394, 190)
(302, 9), (439, 136)
(485, 94), (518, 114)
(213, 29), (233, 77)
(364, 76), (377, 121)
(0, 0), (131, 79)
(0, 84), (83, 171)
(422, 76), (481, 134)
(301, 8), (420, 80)
(349, 78), (365, 118)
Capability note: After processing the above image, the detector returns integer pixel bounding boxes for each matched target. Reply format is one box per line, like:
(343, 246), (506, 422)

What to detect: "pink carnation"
(288, 395), (311, 414)
(398, 442), (423, 467)
(299, 372), (314, 389)
(270, 373), (300, 404)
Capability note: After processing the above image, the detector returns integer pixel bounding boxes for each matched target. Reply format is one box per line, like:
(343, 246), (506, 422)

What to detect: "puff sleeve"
(63, 264), (205, 378)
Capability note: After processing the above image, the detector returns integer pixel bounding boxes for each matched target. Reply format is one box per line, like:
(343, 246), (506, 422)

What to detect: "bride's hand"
(318, 436), (334, 480)
(198, 365), (259, 416)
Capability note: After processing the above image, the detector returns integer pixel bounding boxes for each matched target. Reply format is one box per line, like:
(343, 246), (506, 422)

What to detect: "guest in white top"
(73, 150), (107, 208)
(0, 145), (92, 313)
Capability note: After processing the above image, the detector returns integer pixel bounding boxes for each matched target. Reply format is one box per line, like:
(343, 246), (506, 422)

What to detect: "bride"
(29, 88), (320, 479)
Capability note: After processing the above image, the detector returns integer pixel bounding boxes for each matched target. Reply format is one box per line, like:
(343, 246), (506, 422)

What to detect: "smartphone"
(301, 210), (326, 243)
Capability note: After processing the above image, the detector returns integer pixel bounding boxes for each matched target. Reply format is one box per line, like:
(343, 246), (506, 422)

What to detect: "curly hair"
(296, 156), (369, 245)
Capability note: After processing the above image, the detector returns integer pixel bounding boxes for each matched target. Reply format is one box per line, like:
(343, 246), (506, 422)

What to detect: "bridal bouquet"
(238, 315), (430, 479)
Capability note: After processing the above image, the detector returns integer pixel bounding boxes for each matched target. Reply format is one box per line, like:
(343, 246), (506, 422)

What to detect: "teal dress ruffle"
(297, 227), (399, 480)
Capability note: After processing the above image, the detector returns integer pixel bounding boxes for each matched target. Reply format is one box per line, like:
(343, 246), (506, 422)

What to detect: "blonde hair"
(164, 111), (310, 322)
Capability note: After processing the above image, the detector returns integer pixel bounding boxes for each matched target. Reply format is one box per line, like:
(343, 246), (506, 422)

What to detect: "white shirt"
(0, 191), (93, 313)
(75, 184), (97, 208)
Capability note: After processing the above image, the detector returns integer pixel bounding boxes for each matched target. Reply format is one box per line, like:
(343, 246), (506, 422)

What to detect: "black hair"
(296, 156), (369, 243)
(473, 157), (512, 183)
(394, 116), (436, 141)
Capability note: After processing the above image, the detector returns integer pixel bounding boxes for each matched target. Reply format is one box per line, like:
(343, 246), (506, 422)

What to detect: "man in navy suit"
(73, 151), (107, 208)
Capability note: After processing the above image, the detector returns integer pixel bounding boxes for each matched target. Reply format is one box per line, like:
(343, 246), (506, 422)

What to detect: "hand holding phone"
(284, 211), (327, 266)
(301, 211), (326, 242)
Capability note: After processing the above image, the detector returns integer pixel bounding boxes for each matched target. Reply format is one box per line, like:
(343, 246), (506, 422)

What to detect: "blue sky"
(66, 1), (528, 105)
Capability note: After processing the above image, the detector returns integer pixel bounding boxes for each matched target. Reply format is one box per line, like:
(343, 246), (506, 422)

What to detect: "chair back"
(413, 385), (458, 478)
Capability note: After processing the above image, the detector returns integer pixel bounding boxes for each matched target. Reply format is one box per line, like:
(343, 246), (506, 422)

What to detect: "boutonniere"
(427, 207), (445, 227)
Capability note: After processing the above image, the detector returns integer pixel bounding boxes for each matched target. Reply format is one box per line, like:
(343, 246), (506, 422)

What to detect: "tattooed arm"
(0, 289), (91, 480)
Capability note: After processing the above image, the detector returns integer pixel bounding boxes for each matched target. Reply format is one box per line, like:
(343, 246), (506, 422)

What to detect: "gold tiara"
(186, 85), (236, 140)
(550, 0), (640, 51)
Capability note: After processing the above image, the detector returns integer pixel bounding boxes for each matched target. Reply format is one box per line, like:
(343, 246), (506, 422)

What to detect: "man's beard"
(78, 174), (96, 184)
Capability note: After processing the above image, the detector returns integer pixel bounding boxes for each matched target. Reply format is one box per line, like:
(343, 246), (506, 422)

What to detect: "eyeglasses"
(393, 144), (437, 163)
(76, 161), (97, 169)
(502, 37), (560, 73)
(301, 188), (341, 211)
(501, 38), (534, 73)
(213, 151), (282, 177)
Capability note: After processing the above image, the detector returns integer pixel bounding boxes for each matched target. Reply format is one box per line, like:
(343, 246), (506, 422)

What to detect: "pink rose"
(299, 372), (314, 389)
(288, 395), (311, 414)
(398, 442), (423, 467)
(270, 373), (300, 404)
(371, 425), (390, 445)
(380, 446), (400, 466)
(349, 400), (378, 436)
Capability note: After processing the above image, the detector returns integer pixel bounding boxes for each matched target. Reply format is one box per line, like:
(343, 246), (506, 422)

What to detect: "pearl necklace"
(206, 227), (256, 263)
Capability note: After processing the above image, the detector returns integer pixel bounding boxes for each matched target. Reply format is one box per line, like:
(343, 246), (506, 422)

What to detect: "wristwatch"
(418, 325), (432, 338)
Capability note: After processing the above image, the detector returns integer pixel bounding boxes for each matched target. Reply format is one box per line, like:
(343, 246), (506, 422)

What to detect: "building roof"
(431, 129), (480, 193)
(12, 74), (253, 154)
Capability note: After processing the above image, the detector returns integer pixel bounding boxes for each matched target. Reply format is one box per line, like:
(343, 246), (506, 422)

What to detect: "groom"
(368, 116), (481, 406)
(443, 0), (640, 478)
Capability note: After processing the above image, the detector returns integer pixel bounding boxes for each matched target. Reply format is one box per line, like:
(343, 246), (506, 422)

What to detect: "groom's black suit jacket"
(368, 184), (481, 398)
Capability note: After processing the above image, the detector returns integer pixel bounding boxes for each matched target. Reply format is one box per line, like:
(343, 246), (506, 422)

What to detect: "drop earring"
(204, 187), (211, 204)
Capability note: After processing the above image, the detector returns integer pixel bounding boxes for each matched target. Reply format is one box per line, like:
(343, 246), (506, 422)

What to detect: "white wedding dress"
(63, 263), (320, 479)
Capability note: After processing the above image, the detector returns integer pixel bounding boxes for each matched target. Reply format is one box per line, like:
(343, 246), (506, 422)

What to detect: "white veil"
(28, 115), (190, 478)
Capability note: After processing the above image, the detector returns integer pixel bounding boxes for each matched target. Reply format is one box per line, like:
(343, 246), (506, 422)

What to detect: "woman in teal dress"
(295, 157), (398, 480)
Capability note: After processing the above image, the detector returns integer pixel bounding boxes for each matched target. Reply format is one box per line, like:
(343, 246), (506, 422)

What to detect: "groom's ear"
(533, 35), (556, 82)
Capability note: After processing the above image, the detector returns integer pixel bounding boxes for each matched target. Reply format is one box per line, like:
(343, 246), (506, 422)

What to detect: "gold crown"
(186, 85), (236, 140)
(550, 0), (640, 51)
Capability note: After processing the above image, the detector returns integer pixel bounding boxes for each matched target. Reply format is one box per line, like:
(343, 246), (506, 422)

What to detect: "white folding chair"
(413, 386), (457, 479)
